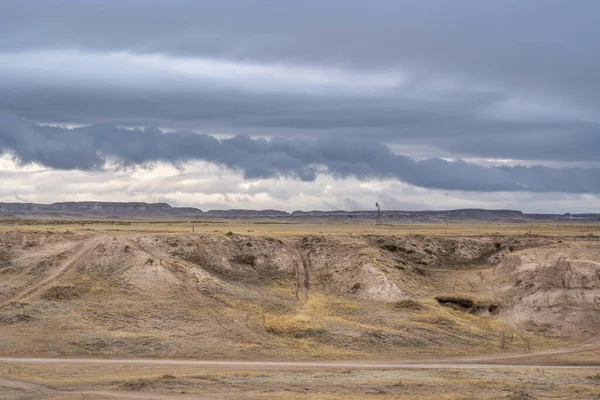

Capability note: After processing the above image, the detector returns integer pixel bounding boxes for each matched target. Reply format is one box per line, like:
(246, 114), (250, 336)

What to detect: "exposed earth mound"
(0, 231), (595, 360)
(490, 241), (600, 336)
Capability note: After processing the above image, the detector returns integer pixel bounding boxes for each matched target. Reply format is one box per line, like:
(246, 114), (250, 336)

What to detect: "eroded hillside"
(0, 231), (596, 360)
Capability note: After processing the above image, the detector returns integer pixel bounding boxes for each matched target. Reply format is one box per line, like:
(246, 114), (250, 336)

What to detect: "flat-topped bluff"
(0, 201), (598, 222)
(0, 201), (202, 218)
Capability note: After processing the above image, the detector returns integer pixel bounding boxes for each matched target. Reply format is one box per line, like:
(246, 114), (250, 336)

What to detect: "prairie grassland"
(2, 219), (600, 237)
(221, 292), (567, 359)
(1, 362), (600, 400)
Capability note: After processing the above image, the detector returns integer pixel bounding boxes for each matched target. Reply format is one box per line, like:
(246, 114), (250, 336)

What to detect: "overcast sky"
(1, 0), (599, 212)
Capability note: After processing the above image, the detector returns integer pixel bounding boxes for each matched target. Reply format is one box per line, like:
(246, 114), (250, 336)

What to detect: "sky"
(1, 0), (599, 212)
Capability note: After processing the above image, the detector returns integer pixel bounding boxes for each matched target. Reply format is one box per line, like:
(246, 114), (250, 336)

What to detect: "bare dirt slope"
(489, 240), (600, 337)
(0, 231), (597, 361)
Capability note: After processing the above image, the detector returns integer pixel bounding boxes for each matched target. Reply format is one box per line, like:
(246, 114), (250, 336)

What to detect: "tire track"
(0, 356), (598, 369)
(0, 238), (102, 309)
(0, 377), (208, 399)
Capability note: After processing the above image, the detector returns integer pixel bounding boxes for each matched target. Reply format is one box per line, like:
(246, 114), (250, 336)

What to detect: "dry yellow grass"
(2, 219), (600, 237)
(1, 362), (600, 399)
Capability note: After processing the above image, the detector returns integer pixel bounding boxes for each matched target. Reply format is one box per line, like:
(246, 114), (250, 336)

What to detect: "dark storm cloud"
(1, 55), (599, 163)
(0, 0), (599, 165)
(1, 0), (598, 97)
(2, 115), (600, 194)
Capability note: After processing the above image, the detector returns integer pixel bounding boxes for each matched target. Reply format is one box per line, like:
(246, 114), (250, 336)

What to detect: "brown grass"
(1, 362), (600, 400)
(3, 219), (600, 238)
(40, 284), (84, 300)
(392, 299), (425, 310)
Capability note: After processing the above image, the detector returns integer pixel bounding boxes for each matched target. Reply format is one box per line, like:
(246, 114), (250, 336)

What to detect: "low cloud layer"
(2, 115), (600, 194)
(0, 50), (598, 165)
(2, 155), (598, 213)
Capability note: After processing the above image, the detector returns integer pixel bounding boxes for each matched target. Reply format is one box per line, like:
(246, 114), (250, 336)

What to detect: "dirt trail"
(79, 390), (210, 399)
(292, 247), (310, 300)
(0, 377), (54, 392)
(1, 341), (600, 370)
(0, 238), (103, 309)
(2, 321), (600, 369)
(0, 377), (208, 399)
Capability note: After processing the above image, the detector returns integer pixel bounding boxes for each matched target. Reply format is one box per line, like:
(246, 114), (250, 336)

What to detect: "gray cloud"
(0, 51), (598, 164)
(2, 114), (600, 194)
(1, 0), (598, 102)
(0, 0), (598, 167)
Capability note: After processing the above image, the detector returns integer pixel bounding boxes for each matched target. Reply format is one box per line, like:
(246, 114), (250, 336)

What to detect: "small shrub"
(264, 314), (324, 338)
(400, 246), (415, 254)
(121, 379), (150, 390)
(507, 389), (535, 400)
(41, 285), (83, 301)
(471, 302), (501, 315)
(393, 299), (424, 311)
(380, 244), (399, 252)
(230, 254), (257, 266)
(0, 249), (10, 264)
(433, 316), (454, 327)
(587, 373), (600, 382)
(350, 282), (362, 293)
(225, 231), (234, 236)
(0, 314), (33, 324)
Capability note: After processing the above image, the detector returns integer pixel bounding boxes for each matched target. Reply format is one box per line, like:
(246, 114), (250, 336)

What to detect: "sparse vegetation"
(392, 299), (424, 310)
(2, 362), (600, 399)
(230, 253), (257, 265)
(41, 284), (85, 300)
(0, 248), (10, 264)
(587, 372), (600, 382)
(0, 226), (598, 399)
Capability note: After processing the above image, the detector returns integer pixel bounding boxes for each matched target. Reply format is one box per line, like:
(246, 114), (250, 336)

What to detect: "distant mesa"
(0, 201), (599, 222)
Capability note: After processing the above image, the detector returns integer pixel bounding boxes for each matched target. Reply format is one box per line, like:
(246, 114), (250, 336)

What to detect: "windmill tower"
(375, 202), (382, 225)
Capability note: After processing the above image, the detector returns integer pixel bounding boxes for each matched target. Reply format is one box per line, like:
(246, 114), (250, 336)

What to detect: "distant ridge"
(0, 201), (599, 222)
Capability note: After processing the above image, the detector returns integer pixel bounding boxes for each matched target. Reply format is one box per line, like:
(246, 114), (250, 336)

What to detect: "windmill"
(375, 202), (382, 225)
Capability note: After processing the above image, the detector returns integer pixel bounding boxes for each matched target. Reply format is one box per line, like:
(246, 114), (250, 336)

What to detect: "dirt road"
(0, 378), (208, 399)
(0, 352), (599, 370)
(1, 343), (599, 399)
(4, 329), (599, 369)
(0, 238), (103, 309)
